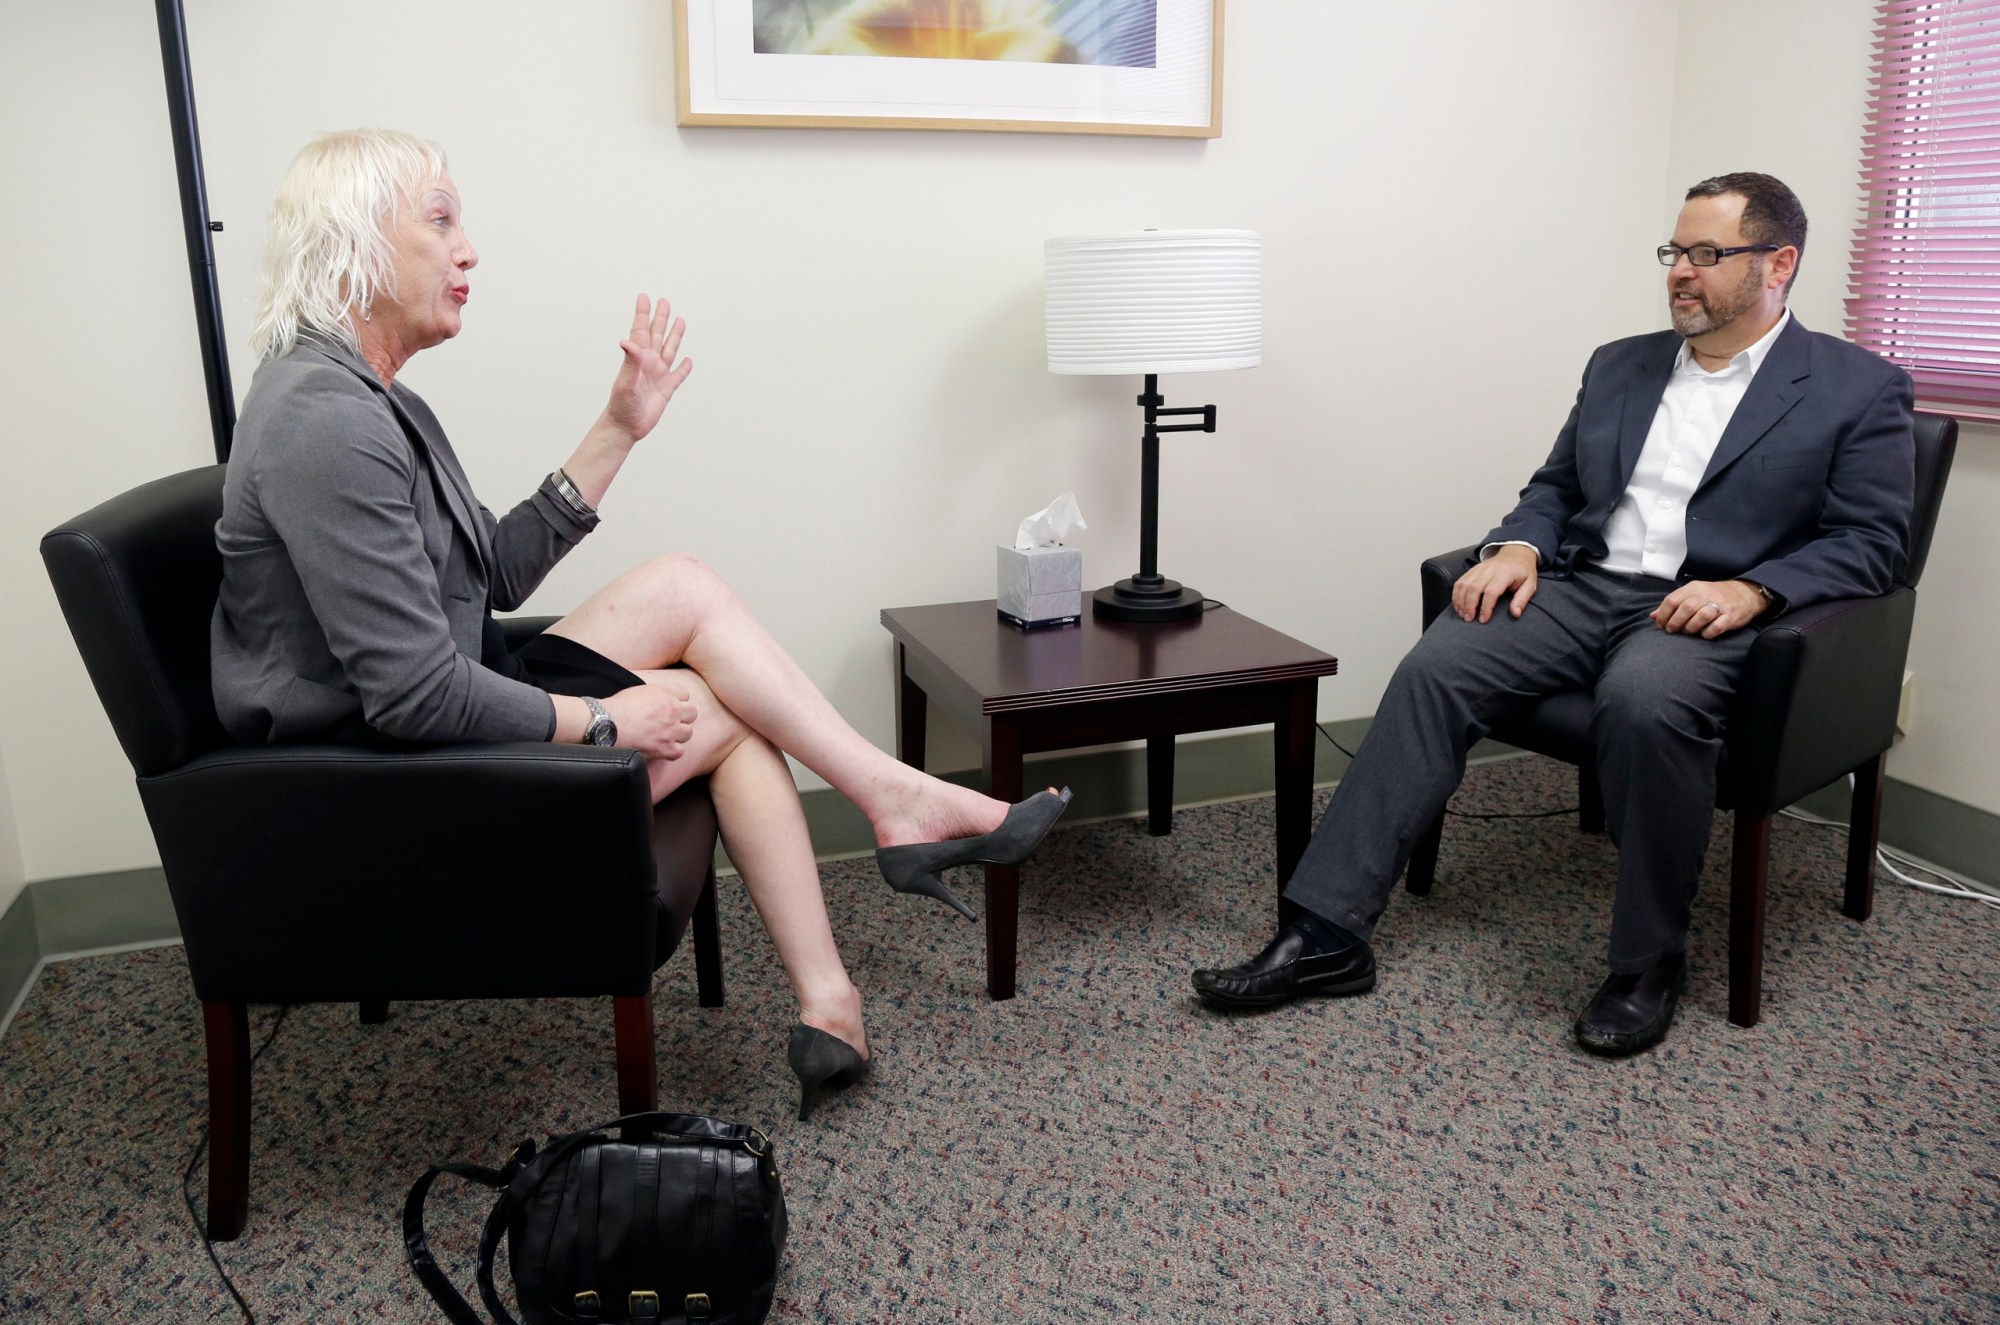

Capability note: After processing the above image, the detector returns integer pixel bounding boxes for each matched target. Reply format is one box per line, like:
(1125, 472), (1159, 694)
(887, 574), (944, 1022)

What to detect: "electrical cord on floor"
(1201, 598), (1227, 611)
(1779, 805), (2000, 914)
(1312, 723), (1359, 763)
(1313, 722), (1580, 820)
(180, 1004), (293, 1324)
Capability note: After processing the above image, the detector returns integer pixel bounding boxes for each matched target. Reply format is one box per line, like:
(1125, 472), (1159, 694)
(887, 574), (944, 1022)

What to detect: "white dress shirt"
(1597, 310), (1791, 577)
(1488, 309), (1791, 579)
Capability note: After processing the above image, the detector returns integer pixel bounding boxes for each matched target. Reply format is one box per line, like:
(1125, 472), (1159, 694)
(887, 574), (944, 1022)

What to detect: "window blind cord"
(180, 1003), (293, 1325)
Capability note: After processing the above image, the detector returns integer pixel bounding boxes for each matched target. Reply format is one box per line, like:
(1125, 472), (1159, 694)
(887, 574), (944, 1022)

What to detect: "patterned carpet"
(0, 756), (1994, 1323)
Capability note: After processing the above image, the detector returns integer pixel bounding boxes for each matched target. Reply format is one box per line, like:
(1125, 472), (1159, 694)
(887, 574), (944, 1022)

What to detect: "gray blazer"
(211, 338), (596, 745)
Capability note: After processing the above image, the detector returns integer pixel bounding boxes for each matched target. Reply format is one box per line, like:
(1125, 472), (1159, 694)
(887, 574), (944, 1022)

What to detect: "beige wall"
(1668, 0), (2000, 819)
(9, 0), (1992, 911)
(46, 1), (1995, 890)
(0, 0), (1685, 896)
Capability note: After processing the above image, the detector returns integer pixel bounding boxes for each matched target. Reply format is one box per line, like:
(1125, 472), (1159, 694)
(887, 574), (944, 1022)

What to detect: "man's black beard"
(1670, 261), (1761, 338)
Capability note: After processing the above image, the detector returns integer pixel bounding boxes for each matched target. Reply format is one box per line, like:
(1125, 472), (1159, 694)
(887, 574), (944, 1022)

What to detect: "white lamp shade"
(1044, 229), (1261, 375)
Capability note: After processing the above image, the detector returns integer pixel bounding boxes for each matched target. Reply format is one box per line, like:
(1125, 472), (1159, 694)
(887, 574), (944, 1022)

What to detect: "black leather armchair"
(1405, 411), (1958, 1029)
(41, 465), (724, 1240)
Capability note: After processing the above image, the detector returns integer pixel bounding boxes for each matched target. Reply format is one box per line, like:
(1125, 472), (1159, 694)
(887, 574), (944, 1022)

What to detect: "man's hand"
(1452, 545), (1540, 623)
(1652, 579), (1767, 638)
(600, 293), (693, 448)
(600, 677), (698, 761)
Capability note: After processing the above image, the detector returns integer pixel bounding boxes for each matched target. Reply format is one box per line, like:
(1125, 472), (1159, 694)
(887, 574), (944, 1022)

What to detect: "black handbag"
(404, 1112), (786, 1325)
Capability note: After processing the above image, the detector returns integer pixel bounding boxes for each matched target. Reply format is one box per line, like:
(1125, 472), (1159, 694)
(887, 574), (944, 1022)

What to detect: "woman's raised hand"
(602, 293), (693, 446)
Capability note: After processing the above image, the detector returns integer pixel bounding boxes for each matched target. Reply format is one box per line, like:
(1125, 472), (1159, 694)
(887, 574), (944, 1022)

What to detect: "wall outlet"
(1897, 669), (1915, 736)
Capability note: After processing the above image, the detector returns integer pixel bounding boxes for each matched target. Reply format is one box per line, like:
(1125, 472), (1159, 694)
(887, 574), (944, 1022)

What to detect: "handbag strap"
(475, 1173), (529, 1325)
(584, 1111), (770, 1155)
(404, 1161), (521, 1325)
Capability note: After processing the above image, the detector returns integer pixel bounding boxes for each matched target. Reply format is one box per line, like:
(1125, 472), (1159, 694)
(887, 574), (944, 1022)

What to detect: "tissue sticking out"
(1015, 492), (1087, 551)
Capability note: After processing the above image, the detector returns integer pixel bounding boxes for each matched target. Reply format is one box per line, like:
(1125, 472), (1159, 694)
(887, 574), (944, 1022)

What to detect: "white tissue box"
(997, 544), (1083, 628)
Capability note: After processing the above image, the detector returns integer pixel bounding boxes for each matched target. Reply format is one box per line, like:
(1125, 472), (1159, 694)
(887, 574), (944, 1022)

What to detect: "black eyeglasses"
(1657, 242), (1782, 267)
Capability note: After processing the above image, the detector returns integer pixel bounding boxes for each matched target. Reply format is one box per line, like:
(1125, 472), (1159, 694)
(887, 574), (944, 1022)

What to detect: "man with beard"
(1192, 173), (1915, 1056)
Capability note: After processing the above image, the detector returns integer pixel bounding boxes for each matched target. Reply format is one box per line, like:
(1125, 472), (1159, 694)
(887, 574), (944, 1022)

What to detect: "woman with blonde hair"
(213, 128), (1068, 1119)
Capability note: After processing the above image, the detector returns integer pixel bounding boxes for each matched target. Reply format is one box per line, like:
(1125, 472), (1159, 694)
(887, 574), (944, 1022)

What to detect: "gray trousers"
(1284, 566), (1757, 973)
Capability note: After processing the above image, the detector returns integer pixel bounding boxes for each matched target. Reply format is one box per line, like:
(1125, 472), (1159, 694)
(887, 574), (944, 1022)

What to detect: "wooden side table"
(880, 600), (1338, 998)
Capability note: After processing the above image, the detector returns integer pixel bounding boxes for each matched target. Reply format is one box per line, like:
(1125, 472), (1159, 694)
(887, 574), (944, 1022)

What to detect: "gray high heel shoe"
(872, 787), (1074, 920)
(788, 1024), (869, 1122)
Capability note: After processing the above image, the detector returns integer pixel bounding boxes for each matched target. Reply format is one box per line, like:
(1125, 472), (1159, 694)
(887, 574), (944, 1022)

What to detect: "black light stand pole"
(1092, 372), (1217, 622)
(155, 0), (235, 463)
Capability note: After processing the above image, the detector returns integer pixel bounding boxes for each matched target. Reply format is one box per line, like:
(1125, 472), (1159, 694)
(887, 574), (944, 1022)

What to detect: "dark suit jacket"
(211, 338), (597, 745)
(1482, 316), (1915, 612)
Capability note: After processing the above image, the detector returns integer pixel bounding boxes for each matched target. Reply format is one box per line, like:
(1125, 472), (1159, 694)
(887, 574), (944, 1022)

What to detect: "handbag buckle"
(744, 1127), (770, 1159)
(685, 1293), (713, 1320)
(629, 1290), (662, 1319)
(572, 1290), (601, 1317)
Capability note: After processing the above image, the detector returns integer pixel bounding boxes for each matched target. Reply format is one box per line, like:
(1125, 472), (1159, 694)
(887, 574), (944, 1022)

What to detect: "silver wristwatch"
(550, 468), (597, 518)
(581, 695), (617, 747)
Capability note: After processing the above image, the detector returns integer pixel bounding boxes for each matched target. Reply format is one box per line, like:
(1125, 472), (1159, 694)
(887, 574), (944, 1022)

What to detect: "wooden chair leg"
(613, 992), (658, 1118)
(1728, 812), (1772, 1028)
(692, 871), (724, 1009)
(201, 1001), (251, 1242)
(1406, 811), (1445, 895)
(1845, 754), (1884, 922)
(358, 1000), (389, 1025)
(1578, 760), (1606, 835)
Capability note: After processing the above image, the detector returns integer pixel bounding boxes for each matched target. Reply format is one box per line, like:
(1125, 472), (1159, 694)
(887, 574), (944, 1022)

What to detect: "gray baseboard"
(0, 889), (40, 1036)
(1795, 773), (2000, 893)
(791, 716), (1508, 860)
(29, 867), (181, 955)
(0, 867), (183, 1039)
(796, 716), (1388, 860)
(4, 725), (1992, 1035)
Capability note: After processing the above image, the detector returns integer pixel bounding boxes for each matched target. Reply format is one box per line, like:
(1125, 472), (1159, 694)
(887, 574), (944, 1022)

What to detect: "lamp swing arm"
(1139, 378), (1219, 435)
(1132, 374), (1219, 585)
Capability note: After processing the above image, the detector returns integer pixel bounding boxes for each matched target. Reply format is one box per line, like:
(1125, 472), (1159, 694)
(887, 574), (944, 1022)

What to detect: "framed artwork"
(674, 0), (1223, 137)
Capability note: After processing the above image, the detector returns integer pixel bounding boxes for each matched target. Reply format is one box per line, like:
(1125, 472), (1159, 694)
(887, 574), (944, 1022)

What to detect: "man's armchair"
(1404, 411), (1958, 1029)
(41, 465), (724, 1240)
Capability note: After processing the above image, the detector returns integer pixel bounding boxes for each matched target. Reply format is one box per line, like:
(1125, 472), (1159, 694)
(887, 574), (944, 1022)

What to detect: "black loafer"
(1192, 920), (1376, 1009)
(1574, 953), (1686, 1057)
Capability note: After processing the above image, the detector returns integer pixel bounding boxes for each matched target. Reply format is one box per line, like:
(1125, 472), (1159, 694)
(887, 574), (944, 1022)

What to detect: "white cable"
(1777, 806), (2000, 912)
(1875, 850), (2000, 911)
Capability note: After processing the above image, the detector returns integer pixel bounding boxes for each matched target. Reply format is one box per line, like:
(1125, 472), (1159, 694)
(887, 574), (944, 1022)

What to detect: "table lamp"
(1044, 229), (1261, 622)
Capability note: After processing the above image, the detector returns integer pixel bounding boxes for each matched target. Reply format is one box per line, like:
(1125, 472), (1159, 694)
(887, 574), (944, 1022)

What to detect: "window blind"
(1846, 0), (2000, 409)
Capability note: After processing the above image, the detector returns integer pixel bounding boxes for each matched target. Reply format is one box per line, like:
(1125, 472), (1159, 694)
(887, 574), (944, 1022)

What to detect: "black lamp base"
(1092, 576), (1205, 622)
(1097, 375), (1219, 625)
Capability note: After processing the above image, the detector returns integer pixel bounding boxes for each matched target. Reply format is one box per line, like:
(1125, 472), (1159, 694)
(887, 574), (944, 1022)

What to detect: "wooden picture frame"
(674, 0), (1223, 138)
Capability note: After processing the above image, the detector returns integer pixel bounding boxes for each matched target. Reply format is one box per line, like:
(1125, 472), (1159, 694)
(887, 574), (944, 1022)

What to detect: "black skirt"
(506, 631), (647, 699)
